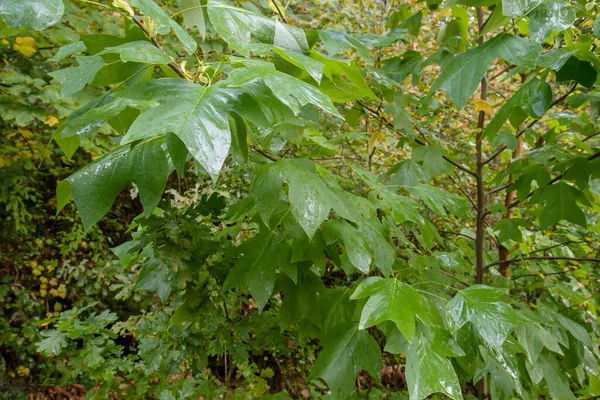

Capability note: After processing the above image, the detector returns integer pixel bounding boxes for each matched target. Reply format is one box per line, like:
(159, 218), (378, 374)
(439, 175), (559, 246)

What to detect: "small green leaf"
(49, 41), (86, 62)
(48, 56), (105, 97)
(496, 218), (526, 244)
(483, 78), (551, 139)
(0, 0), (64, 30)
(309, 323), (381, 396)
(98, 41), (172, 64)
(318, 29), (372, 62)
(178, 0), (206, 40)
(223, 230), (292, 310)
(350, 277), (435, 342)
(129, 0), (197, 53)
(136, 257), (174, 302)
(37, 330), (67, 356)
(406, 325), (464, 400)
(56, 180), (72, 216)
(556, 56), (598, 89)
(540, 182), (588, 228)
(226, 63), (341, 118)
(446, 285), (528, 349)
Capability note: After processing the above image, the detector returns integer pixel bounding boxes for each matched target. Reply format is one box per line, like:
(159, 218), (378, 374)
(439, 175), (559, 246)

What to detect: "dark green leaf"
(540, 181), (588, 228)
(556, 56), (598, 89)
(309, 323), (381, 396)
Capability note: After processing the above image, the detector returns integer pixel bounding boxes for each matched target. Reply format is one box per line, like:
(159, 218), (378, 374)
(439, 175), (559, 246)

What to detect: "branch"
(250, 145), (280, 161)
(482, 84), (578, 166)
(506, 150), (600, 210)
(356, 100), (476, 176)
(130, 16), (188, 79)
(486, 256), (600, 269)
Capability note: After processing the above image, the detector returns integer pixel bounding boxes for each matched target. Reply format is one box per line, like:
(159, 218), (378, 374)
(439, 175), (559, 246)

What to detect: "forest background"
(1, 0), (600, 399)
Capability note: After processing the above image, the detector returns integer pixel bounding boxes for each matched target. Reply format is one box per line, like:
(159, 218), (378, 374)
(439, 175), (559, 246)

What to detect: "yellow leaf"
(13, 37), (37, 57)
(268, 0), (285, 17)
(473, 99), (494, 115)
(44, 116), (59, 127)
(1, 39), (8, 46)
(18, 129), (33, 139)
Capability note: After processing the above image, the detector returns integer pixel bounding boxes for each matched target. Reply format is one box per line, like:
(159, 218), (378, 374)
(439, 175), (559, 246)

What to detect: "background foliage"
(1, 0), (600, 399)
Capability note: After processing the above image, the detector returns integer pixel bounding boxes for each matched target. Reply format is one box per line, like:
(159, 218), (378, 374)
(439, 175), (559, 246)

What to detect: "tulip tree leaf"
(119, 80), (232, 181)
(309, 323), (382, 397)
(67, 138), (172, 230)
(406, 325), (464, 400)
(0, 0), (64, 31)
(428, 33), (541, 109)
(48, 56), (105, 97)
(539, 182), (588, 228)
(207, 0), (308, 56)
(556, 56), (598, 89)
(446, 285), (528, 349)
(350, 277), (437, 342)
(98, 41), (172, 64)
(528, 0), (575, 42)
(223, 229), (292, 310)
(225, 63), (341, 118)
(483, 78), (551, 139)
(129, 0), (197, 53)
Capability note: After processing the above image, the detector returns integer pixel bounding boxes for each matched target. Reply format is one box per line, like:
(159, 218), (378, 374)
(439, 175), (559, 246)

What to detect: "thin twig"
(486, 256), (600, 269)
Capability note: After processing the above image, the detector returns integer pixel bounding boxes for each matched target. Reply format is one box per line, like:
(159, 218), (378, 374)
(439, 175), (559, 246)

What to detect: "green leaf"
(428, 33), (541, 109)
(226, 63), (341, 118)
(309, 323), (381, 396)
(539, 181), (588, 228)
(207, 0), (307, 56)
(403, 184), (470, 219)
(539, 353), (576, 400)
(0, 0), (64, 30)
(411, 145), (452, 177)
(309, 51), (377, 101)
(496, 218), (526, 243)
(318, 29), (372, 62)
(446, 285), (528, 349)
(129, 0), (197, 53)
(178, 0), (206, 40)
(98, 41), (172, 64)
(388, 160), (429, 186)
(273, 47), (325, 83)
(56, 180), (72, 216)
(37, 330), (67, 356)
(483, 78), (551, 139)
(350, 277), (436, 342)
(406, 325), (464, 400)
(49, 41), (86, 62)
(252, 159), (343, 239)
(48, 56), (105, 97)
(136, 256), (174, 302)
(594, 15), (600, 38)
(119, 80), (232, 181)
(556, 56), (598, 89)
(61, 96), (130, 140)
(323, 220), (372, 273)
(67, 138), (171, 230)
(223, 229), (291, 310)
(528, 0), (575, 42)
